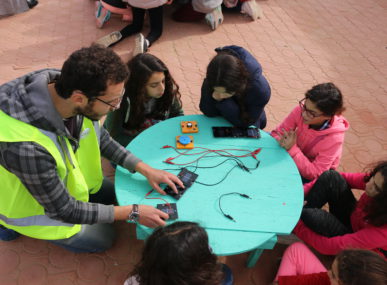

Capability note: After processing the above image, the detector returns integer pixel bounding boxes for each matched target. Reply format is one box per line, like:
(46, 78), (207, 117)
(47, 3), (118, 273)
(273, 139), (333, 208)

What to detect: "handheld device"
(164, 168), (198, 200)
(157, 203), (178, 220)
(181, 121), (198, 133)
(212, 127), (261, 138)
(176, 135), (194, 149)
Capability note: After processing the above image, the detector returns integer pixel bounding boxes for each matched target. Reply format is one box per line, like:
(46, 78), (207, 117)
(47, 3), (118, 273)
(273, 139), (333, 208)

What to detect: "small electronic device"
(181, 121), (199, 133)
(157, 203), (178, 220)
(176, 135), (194, 149)
(212, 127), (261, 138)
(164, 168), (198, 200)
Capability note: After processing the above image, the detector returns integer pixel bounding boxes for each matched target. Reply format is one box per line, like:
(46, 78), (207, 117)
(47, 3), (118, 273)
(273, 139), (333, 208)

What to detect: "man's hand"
(138, 205), (168, 228)
(135, 162), (184, 195)
(279, 128), (297, 150)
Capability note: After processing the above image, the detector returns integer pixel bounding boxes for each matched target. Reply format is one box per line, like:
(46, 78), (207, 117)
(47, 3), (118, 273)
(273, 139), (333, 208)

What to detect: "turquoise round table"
(115, 115), (303, 267)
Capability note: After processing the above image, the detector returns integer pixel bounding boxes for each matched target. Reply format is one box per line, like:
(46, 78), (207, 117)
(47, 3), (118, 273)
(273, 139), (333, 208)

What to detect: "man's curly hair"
(55, 44), (128, 99)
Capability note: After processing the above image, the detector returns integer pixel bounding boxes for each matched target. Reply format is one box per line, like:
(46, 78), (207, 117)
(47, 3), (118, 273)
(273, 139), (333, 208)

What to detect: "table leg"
(246, 248), (263, 268)
(246, 235), (277, 268)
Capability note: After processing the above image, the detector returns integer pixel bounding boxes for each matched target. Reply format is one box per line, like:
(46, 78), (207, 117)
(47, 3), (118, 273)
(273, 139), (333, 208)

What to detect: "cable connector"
(240, 193), (252, 199)
(164, 158), (175, 164)
(252, 148), (262, 159)
(162, 145), (172, 149)
(224, 214), (236, 222)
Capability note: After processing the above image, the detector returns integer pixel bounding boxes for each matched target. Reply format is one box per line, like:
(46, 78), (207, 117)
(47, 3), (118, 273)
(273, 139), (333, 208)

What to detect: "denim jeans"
(48, 178), (117, 253)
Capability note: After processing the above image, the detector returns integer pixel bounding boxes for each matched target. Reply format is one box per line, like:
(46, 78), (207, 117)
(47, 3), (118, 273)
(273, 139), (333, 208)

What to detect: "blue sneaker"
(0, 225), (20, 241)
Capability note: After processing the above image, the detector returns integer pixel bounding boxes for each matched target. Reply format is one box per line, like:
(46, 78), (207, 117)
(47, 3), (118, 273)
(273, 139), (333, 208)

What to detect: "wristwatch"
(128, 204), (139, 222)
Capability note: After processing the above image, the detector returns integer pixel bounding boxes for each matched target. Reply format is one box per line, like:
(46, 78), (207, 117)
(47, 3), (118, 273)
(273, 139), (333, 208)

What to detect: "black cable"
(218, 192), (252, 222)
(195, 164), (239, 186)
(163, 157), (260, 186)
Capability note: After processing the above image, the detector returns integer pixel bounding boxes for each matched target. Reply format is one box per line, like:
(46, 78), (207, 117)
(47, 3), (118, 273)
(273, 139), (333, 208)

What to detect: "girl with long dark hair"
(124, 222), (233, 285)
(105, 53), (183, 147)
(200, 45), (271, 129)
(293, 161), (387, 258)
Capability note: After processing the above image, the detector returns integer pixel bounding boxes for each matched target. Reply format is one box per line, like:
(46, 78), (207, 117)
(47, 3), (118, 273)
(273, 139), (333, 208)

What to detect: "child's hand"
(279, 128), (297, 150)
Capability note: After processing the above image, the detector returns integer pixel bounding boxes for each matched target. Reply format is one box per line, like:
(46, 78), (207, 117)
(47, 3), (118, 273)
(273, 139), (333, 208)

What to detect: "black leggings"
(119, 5), (163, 46)
(302, 170), (357, 237)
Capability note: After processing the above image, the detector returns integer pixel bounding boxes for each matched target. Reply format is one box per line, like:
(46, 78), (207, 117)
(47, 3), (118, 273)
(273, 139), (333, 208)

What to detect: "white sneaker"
(241, 0), (263, 20)
(133, 33), (149, 56)
(95, 31), (122, 48)
(205, 5), (224, 31)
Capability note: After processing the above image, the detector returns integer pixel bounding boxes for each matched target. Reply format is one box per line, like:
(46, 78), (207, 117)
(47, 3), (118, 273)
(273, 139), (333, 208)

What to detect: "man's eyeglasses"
(91, 88), (125, 109)
(298, 98), (324, 118)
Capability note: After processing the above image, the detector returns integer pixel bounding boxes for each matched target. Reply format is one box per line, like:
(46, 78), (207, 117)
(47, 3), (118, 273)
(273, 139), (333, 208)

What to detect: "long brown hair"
(132, 222), (224, 285)
(336, 249), (387, 285)
(364, 160), (387, 226)
(205, 50), (252, 124)
(121, 53), (182, 130)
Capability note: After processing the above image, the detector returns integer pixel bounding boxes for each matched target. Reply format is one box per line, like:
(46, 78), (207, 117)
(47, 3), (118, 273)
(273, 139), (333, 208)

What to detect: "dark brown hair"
(304, 83), (345, 116)
(364, 160), (387, 226)
(122, 53), (181, 130)
(132, 222), (224, 285)
(205, 51), (252, 124)
(336, 249), (387, 285)
(55, 44), (128, 99)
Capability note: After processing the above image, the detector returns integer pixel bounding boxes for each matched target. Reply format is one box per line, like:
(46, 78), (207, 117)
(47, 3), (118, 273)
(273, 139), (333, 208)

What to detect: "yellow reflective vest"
(0, 110), (103, 240)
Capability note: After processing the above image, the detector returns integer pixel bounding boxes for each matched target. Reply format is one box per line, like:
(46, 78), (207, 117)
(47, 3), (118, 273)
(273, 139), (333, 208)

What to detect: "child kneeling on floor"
(124, 221), (233, 285)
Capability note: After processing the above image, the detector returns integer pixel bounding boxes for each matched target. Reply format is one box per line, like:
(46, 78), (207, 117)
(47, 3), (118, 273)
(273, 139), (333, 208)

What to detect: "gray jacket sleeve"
(99, 126), (141, 172)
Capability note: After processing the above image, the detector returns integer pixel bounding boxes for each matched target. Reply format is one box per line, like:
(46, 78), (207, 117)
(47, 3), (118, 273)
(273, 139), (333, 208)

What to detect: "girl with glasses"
(124, 222), (233, 285)
(292, 161), (387, 260)
(273, 242), (387, 285)
(271, 83), (349, 182)
(105, 53), (183, 147)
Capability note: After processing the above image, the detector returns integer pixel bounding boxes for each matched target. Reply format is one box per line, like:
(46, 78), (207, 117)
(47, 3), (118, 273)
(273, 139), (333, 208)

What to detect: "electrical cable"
(218, 192), (252, 222)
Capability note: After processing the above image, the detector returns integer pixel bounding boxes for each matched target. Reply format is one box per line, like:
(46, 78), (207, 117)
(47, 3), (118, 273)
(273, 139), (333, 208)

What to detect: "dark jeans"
(302, 170), (357, 237)
(120, 5), (163, 46)
(49, 178), (117, 253)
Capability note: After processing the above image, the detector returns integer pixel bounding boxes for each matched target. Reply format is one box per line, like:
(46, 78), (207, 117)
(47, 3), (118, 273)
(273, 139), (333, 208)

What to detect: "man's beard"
(75, 102), (104, 121)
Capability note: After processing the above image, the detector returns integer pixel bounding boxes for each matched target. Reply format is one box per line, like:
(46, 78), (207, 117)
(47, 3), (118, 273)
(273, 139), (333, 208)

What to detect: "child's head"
(206, 51), (249, 101)
(127, 53), (174, 99)
(330, 249), (387, 285)
(364, 161), (387, 226)
(132, 222), (223, 285)
(300, 83), (345, 125)
(123, 53), (181, 129)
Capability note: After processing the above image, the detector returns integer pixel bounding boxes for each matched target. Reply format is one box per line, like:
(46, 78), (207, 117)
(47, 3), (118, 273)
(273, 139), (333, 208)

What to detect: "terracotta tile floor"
(0, 0), (386, 284)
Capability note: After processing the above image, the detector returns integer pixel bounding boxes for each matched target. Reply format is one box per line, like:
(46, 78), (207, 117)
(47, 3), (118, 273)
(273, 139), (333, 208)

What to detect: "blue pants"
(48, 178), (117, 253)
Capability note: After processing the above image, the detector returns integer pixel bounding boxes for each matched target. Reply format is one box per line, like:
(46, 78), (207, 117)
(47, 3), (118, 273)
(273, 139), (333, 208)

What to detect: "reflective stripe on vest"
(0, 213), (73, 227)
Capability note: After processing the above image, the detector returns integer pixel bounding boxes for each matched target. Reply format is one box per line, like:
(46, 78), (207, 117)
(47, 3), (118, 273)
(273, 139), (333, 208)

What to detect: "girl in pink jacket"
(271, 83), (349, 182)
(273, 242), (387, 285)
(294, 161), (387, 259)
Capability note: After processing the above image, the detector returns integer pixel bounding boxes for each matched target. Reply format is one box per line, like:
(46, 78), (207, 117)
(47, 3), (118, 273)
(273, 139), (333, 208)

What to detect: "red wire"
(145, 189), (172, 209)
(162, 145), (261, 165)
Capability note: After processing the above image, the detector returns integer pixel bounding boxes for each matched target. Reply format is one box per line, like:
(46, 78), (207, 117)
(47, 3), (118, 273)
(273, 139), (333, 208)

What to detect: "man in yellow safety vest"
(0, 45), (182, 252)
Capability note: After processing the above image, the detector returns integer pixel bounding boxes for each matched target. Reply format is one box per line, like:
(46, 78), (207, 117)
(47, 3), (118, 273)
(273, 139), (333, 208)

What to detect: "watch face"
(129, 212), (139, 221)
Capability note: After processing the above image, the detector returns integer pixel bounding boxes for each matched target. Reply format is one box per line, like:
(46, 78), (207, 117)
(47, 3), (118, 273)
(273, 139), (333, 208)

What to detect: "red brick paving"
(0, 0), (386, 284)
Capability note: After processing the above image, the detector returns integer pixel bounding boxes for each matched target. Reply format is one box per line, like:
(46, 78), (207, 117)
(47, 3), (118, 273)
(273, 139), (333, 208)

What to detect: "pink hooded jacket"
(294, 172), (387, 257)
(271, 105), (349, 180)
